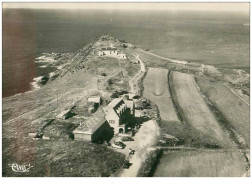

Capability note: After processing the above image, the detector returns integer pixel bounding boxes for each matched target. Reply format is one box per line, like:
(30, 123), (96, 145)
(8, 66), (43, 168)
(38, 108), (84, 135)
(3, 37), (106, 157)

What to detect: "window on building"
(109, 120), (115, 124)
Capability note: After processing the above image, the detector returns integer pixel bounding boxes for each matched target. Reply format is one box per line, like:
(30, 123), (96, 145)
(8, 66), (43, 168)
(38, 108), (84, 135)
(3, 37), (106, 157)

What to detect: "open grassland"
(142, 68), (189, 147)
(2, 91), (125, 177)
(2, 71), (99, 125)
(2, 67), (126, 177)
(143, 68), (179, 122)
(196, 78), (250, 147)
(2, 138), (125, 177)
(154, 149), (247, 177)
(134, 48), (168, 68)
(134, 48), (202, 74)
(2, 42), (140, 176)
(170, 71), (233, 148)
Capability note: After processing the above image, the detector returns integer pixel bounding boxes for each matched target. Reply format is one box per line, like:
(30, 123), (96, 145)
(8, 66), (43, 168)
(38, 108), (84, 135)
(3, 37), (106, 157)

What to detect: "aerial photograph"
(2, 2), (250, 177)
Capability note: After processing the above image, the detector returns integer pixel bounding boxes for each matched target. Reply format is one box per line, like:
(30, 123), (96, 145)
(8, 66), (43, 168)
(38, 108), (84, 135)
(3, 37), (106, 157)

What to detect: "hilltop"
(2, 35), (250, 177)
(2, 35), (143, 176)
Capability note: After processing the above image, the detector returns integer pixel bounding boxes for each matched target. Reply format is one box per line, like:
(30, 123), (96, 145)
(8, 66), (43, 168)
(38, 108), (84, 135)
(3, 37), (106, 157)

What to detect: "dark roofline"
(101, 47), (117, 51)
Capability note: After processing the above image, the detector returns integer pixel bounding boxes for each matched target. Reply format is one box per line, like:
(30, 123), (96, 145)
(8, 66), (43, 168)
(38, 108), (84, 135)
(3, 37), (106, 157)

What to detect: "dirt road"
(129, 54), (146, 94)
(115, 120), (160, 177)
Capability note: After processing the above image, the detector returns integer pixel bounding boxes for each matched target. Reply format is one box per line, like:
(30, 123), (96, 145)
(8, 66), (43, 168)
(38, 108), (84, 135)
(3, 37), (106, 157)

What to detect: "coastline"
(2, 35), (250, 177)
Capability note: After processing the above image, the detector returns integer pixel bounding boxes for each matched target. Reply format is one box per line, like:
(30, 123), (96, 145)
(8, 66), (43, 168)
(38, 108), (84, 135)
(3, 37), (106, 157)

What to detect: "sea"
(2, 9), (250, 98)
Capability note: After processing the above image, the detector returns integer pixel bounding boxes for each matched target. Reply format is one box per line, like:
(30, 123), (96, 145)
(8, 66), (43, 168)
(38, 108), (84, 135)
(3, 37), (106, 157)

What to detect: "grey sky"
(2, 2), (250, 13)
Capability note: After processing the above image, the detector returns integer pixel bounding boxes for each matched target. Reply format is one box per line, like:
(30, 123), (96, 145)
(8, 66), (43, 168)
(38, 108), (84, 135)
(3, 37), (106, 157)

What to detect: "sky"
(2, 2), (250, 13)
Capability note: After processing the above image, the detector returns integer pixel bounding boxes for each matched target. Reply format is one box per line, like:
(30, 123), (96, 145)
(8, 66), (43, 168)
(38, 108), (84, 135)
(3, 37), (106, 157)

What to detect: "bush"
(137, 149), (163, 177)
(107, 79), (113, 86)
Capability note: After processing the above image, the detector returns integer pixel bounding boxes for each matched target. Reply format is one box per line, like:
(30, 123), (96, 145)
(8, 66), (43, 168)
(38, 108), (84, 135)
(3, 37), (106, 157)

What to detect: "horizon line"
(2, 2), (250, 13)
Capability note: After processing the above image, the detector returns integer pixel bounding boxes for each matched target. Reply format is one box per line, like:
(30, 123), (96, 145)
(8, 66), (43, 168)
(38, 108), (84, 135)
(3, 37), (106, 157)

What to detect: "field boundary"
(167, 70), (183, 122)
(195, 77), (250, 174)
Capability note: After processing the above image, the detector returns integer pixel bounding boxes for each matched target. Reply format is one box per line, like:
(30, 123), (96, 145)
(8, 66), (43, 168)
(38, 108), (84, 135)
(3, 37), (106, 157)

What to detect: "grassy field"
(134, 48), (168, 68)
(143, 68), (179, 122)
(2, 101), (125, 177)
(154, 149), (247, 177)
(2, 39), (140, 177)
(2, 138), (125, 177)
(170, 71), (233, 148)
(196, 77), (250, 147)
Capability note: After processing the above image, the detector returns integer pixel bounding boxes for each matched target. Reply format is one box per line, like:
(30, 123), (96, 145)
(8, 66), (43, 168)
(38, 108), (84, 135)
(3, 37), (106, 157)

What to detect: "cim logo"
(9, 163), (33, 173)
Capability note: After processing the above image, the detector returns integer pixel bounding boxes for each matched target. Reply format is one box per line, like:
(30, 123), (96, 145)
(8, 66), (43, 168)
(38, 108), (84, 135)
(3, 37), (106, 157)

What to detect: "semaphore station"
(98, 47), (127, 59)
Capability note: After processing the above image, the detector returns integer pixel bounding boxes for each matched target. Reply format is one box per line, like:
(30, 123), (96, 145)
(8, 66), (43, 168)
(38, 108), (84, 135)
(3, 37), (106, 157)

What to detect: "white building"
(98, 47), (126, 59)
(87, 96), (101, 105)
(99, 47), (118, 56)
(117, 53), (126, 59)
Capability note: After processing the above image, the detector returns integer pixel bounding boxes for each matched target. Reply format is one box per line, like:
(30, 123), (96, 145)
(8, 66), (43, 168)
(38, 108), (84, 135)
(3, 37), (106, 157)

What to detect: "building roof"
(104, 98), (128, 117)
(106, 98), (123, 109)
(73, 109), (106, 134)
(87, 96), (101, 104)
(101, 47), (117, 51)
(56, 109), (71, 118)
(124, 100), (134, 110)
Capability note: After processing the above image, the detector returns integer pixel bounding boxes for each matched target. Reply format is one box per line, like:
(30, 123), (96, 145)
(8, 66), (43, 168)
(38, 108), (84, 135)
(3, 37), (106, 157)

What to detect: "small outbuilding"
(88, 96), (101, 106)
(56, 109), (75, 120)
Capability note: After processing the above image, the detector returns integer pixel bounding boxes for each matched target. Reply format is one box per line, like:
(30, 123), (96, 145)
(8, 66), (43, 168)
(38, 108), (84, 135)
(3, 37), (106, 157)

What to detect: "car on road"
(114, 141), (126, 149)
(121, 137), (134, 142)
(135, 106), (144, 110)
(123, 160), (132, 169)
(111, 143), (124, 149)
(129, 148), (135, 155)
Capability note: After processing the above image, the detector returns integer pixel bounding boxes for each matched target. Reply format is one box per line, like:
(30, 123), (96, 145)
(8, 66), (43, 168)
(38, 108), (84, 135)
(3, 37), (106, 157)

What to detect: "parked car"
(111, 143), (124, 149)
(129, 148), (135, 155)
(104, 141), (111, 146)
(114, 141), (126, 149)
(123, 160), (132, 169)
(133, 95), (140, 99)
(135, 106), (143, 110)
(121, 137), (134, 142)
